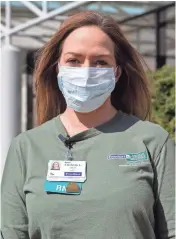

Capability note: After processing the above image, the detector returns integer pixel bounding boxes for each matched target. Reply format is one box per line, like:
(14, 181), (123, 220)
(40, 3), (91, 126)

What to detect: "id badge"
(44, 180), (82, 195)
(47, 160), (87, 183)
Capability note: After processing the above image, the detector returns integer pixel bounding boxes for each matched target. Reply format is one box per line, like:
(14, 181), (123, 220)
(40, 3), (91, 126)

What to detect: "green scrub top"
(1, 111), (175, 239)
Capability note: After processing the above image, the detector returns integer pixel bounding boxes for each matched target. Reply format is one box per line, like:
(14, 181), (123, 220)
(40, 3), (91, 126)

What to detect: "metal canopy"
(1, 1), (175, 69)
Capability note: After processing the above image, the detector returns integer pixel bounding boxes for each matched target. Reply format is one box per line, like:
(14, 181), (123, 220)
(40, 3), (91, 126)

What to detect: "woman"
(51, 162), (60, 170)
(1, 11), (175, 239)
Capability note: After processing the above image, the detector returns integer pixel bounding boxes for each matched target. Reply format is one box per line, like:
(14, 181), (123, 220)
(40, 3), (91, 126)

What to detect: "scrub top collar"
(53, 110), (125, 143)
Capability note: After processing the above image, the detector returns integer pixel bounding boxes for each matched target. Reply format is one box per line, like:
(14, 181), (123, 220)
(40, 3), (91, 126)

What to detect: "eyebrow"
(64, 52), (112, 58)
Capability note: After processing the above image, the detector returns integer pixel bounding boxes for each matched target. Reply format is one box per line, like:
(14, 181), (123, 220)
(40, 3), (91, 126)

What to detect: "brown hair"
(34, 11), (151, 125)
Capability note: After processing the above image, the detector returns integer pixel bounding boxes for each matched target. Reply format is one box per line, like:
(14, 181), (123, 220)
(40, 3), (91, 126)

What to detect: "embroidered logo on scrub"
(108, 152), (149, 166)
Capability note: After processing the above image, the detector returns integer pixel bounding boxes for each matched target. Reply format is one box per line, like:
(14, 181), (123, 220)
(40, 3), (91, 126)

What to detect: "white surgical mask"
(57, 66), (117, 113)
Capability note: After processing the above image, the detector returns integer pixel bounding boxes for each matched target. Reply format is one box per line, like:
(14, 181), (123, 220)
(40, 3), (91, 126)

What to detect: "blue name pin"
(44, 180), (82, 195)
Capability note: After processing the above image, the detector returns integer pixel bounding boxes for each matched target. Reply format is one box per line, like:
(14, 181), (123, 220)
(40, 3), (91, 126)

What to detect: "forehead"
(61, 26), (115, 55)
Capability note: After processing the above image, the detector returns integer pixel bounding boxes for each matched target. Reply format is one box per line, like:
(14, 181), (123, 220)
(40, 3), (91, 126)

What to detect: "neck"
(61, 98), (117, 129)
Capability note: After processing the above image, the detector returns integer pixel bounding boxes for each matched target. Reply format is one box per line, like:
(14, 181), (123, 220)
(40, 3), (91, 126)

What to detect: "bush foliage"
(150, 66), (175, 140)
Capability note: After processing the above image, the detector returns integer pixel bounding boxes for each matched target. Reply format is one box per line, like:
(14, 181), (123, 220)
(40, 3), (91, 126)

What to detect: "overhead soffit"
(1, 1), (175, 59)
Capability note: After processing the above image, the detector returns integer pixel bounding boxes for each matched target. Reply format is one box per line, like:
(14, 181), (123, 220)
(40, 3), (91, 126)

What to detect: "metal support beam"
(122, 18), (174, 29)
(1, 1), (91, 38)
(20, 1), (44, 17)
(53, 16), (69, 21)
(26, 51), (35, 129)
(42, 1), (48, 14)
(156, 10), (166, 68)
(123, 17), (174, 35)
(114, 5), (129, 17)
(5, 1), (11, 44)
(27, 75), (34, 130)
(98, 1), (102, 12)
(0, 23), (7, 33)
(143, 54), (175, 59)
(32, 36), (47, 44)
(118, 2), (175, 24)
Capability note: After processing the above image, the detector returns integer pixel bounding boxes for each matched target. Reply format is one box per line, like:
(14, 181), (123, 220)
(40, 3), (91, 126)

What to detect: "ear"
(115, 66), (122, 82)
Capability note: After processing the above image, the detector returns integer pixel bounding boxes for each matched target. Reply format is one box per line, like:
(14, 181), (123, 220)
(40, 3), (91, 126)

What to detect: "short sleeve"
(154, 137), (175, 239)
(1, 138), (29, 239)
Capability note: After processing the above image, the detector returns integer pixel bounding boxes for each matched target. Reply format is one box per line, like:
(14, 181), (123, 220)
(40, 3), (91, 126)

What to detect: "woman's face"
(59, 26), (116, 69)
(53, 162), (60, 169)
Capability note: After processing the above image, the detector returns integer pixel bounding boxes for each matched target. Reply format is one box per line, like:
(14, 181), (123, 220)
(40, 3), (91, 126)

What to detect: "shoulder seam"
(153, 134), (169, 163)
(152, 134), (170, 205)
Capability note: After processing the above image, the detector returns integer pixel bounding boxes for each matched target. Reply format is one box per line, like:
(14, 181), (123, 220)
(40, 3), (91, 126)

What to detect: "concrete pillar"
(0, 44), (21, 179)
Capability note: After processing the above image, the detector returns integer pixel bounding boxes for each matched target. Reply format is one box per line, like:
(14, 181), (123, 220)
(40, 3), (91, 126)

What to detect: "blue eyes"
(66, 59), (108, 66)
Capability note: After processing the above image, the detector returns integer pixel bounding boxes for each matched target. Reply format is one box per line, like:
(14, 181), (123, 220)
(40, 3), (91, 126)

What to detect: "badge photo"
(51, 161), (60, 170)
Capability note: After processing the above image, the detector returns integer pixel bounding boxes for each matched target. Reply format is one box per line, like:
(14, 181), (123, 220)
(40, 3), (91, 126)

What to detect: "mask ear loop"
(115, 66), (122, 82)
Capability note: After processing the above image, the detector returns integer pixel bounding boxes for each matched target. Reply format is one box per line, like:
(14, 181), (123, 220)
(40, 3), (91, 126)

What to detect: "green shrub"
(149, 66), (175, 140)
